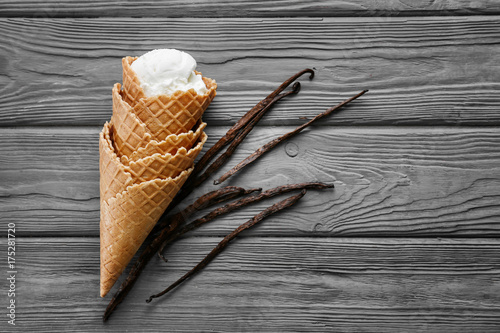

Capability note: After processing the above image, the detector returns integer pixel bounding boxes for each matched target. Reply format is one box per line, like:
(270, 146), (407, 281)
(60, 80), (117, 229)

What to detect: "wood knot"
(285, 142), (299, 157)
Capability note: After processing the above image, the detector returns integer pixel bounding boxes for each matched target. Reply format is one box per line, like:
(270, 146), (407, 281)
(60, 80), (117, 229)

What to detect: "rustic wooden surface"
(1, 1), (499, 332)
(4, 237), (500, 332)
(1, 17), (500, 126)
(2, 0), (500, 17)
(2, 126), (500, 237)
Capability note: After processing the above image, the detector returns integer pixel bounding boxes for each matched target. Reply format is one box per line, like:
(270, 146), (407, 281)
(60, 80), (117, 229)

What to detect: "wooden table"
(1, 1), (499, 332)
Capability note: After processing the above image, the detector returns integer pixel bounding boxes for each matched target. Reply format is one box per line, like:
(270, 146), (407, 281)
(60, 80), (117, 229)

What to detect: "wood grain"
(1, 17), (499, 126)
(1, 0), (500, 17)
(1, 126), (499, 237)
(2, 237), (499, 332)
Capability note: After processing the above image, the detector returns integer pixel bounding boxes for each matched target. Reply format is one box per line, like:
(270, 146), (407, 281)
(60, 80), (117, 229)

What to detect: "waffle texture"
(100, 168), (192, 297)
(121, 118), (207, 165)
(99, 55), (216, 297)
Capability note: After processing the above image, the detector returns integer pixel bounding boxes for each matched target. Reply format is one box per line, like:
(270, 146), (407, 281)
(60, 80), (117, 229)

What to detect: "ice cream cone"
(121, 56), (217, 141)
(100, 50), (217, 297)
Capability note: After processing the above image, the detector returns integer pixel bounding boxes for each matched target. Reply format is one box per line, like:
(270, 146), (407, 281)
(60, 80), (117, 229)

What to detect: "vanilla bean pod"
(193, 82), (301, 188)
(164, 69), (314, 213)
(146, 189), (307, 303)
(157, 182), (334, 259)
(154, 186), (261, 235)
(103, 186), (260, 322)
(194, 69), (314, 176)
(214, 89), (369, 185)
(155, 186), (261, 260)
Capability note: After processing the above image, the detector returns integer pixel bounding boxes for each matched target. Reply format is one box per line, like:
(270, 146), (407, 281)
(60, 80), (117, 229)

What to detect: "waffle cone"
(100, 168), (192, 297)
(99, 122), (196, 296)
(101, 121), (205, 193)
(122, 56), (217, 140)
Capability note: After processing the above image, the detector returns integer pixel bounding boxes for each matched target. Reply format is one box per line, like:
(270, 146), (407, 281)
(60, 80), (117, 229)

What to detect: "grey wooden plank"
(1, 17), (499, 126)
(1, 0), (500, 17)
(1, 237), (499, 332)
(1, 126), (499, 237)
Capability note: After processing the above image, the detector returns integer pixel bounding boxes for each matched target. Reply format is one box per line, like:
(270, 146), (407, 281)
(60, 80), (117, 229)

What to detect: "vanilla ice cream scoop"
(130, 49), (208, 97)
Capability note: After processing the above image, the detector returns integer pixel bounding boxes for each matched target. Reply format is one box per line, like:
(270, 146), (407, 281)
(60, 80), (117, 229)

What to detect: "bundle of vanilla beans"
(103, 68), (367, 321)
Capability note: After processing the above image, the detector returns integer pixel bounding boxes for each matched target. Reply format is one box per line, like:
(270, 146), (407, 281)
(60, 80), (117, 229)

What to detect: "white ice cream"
(130, 49), (208, 97)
